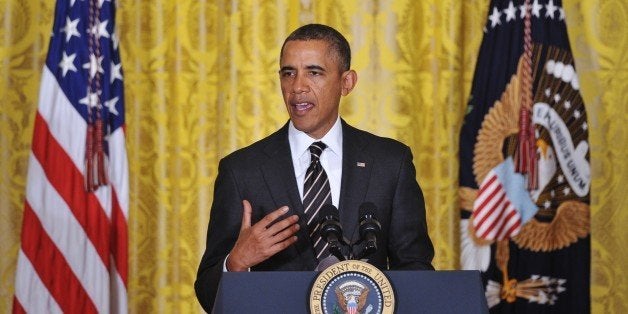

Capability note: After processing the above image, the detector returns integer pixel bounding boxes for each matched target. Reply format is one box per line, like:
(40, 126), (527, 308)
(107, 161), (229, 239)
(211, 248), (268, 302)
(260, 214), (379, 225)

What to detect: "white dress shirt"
(288, 116), (343, 207)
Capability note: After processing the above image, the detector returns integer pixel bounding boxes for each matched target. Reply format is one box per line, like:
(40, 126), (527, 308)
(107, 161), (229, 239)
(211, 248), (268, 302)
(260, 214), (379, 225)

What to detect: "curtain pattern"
(0, 0), (625, 312)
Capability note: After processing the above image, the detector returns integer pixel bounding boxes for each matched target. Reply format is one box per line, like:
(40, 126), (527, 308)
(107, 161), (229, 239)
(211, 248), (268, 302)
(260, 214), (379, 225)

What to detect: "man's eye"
(281, 71), (295, 77)
(309, 71), (321, 76)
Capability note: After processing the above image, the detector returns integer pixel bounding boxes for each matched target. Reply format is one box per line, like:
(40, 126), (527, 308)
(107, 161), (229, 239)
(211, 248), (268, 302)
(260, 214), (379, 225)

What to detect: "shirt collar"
(288, 116), (343, 160)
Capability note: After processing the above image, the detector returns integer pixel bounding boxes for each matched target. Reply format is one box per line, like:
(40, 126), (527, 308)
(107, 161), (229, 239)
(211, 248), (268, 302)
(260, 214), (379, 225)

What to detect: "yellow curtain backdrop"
(0, 0), (625, 313)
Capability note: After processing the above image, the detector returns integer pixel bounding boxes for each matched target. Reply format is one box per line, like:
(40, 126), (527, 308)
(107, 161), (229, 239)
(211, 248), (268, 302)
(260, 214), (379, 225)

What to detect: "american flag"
(13, 0), (128, 313)
(472, 158), (538, 241)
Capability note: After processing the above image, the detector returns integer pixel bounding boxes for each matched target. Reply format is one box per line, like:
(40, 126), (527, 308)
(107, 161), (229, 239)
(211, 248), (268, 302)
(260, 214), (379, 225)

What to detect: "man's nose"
(292, 73), (310, 94)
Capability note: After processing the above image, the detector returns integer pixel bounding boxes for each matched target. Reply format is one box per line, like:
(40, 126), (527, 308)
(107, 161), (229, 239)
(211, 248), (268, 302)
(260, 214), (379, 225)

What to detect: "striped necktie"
(303, 141), (333, 260)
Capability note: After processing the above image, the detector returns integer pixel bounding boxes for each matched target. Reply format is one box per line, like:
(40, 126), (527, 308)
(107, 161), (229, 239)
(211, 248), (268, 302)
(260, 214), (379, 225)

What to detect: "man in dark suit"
(195, 23), (434, 312)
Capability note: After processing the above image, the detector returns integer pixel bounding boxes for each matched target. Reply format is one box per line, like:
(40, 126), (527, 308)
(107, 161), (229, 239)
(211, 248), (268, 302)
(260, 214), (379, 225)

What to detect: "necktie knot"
(309, 141), (326, 164)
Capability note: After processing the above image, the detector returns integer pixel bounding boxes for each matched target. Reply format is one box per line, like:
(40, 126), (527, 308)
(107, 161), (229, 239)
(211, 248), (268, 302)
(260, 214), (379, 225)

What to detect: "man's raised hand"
(226, 200), (300, 271)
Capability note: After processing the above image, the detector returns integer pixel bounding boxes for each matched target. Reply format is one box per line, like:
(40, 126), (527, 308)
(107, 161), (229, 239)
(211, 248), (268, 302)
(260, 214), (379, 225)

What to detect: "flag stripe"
(31, 112), (112, 268)
(480, 194), (509, 239)
(26, 156), (110, 312)
(110, 265), (128, 314)
(12, 296), (27, 314)
(502, 219), (522, 240)
(472, 178), (502, 222)
(491, 201), (513, 239)
(497, 209), (520, 240)
(108, 128), (129, 290)
(108, 128), (130, 218)
(13, 251), (62, 314)
(20, 202), (98, 314)
(111, 188), (129, 285)
(474, 189), (507, 232)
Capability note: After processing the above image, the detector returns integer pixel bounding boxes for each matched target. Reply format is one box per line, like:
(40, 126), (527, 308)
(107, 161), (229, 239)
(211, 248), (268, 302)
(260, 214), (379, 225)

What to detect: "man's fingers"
(265, 214), (299, 236)
(241, 200), (252, 230)
(258, 206), (290, 228)
(271, 235), (299, 252)
(271, 223), (300, 243)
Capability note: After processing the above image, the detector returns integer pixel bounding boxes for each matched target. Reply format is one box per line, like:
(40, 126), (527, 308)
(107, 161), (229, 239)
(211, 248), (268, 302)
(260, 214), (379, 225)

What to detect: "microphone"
(319, 204), (347, 261)
(356, 202), (381, 259)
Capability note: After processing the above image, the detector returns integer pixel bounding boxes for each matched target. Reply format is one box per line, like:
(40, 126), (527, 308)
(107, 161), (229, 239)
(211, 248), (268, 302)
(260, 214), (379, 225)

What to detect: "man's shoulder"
(220, 124), (288, 166)
(343, 121), (410, 154)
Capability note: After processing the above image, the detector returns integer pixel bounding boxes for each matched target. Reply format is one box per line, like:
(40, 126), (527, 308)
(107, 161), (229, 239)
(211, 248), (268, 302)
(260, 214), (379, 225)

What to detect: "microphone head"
(358, 202), (378, 221)
(358, 202), (381, 238)
(320, 204), (339, 221)
(320, 204), (342, 241)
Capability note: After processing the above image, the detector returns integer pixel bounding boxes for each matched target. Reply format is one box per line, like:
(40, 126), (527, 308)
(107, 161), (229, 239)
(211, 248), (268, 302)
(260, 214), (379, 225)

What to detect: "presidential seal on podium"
(309, 260), (395, 314)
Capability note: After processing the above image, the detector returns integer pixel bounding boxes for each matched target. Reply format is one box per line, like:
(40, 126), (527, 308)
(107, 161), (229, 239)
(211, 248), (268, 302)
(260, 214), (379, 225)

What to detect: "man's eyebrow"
(279, 66), (295, 72)
(305, 65), (325, 71)
(279, 65), (326, 73)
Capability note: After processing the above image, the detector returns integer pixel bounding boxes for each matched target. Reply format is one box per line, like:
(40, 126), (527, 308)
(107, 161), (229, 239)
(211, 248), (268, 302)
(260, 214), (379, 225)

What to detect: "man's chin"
(291, 122), (311, 133)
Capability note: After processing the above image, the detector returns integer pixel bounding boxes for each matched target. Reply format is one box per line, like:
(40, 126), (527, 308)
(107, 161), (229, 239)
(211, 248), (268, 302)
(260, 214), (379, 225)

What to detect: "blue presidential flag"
(459, 0), (590, 313)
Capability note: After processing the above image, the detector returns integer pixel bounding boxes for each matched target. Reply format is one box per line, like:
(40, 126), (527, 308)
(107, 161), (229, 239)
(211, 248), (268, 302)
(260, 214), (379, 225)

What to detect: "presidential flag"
(459, 0), (590, 313)
(13, 0), (128, 313)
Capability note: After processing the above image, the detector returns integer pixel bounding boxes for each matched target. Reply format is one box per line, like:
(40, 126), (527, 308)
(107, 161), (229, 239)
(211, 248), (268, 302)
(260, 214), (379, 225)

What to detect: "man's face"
(279, 40), (352, 139)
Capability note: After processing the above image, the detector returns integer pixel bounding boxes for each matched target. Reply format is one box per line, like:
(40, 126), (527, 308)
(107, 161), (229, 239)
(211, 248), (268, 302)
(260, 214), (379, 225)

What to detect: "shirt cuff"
(223, 254), (250, 272)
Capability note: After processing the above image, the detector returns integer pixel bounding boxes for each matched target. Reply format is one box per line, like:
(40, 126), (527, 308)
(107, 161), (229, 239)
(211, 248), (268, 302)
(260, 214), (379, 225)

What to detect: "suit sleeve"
(194, 158), (243, 312)
(387, 146), (435, 270)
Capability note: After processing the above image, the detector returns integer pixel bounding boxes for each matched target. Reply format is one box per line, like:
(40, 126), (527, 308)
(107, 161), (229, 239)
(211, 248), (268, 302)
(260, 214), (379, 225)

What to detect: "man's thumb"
(241, 200), (252, 229)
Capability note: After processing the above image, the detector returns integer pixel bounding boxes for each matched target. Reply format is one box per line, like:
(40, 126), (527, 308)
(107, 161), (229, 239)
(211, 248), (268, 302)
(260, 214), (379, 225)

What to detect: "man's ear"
(341, 70), (358, 96)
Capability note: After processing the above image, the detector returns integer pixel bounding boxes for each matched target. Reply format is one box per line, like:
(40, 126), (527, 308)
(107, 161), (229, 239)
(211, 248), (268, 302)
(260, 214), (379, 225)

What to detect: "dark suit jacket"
(194, 120), (434, 312)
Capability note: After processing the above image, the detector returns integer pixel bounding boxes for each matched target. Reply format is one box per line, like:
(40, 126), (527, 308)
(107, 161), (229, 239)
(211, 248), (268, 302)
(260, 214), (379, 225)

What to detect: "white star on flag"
(545, 0), (558, 19)
(83, 54), (104, 78)
(112, 31), (120, 50)
(532, 0), (543, 18)
(89, 20), (110, 39)
(519, 3), (529, 19)
(79, 89), (100, 108)
(489, 7), (502, 28)
(504, 1), (517, 22)
(559, 8), (566, 20)
(105, 96), (120, 115)
(61, 17), (81, 42)
(58, 52), (77, 77)
(111, 61), (123, 83)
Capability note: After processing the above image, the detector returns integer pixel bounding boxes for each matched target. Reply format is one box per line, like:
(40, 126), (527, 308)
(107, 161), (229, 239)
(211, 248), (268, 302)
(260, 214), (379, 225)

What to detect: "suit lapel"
(259, 124), (317, 268)
(339, 121), (373, 244)
(260, 126), (303, 215)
